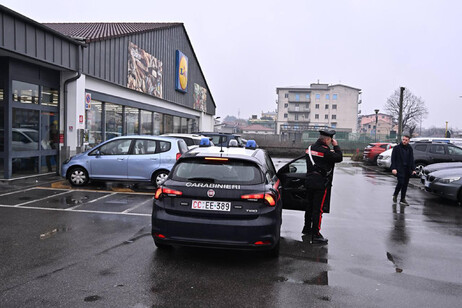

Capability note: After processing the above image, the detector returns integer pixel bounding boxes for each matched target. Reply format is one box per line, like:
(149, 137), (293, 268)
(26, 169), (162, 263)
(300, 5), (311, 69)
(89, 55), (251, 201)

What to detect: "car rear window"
(159, 141), (171, 153)
(171, 158), (264, 185)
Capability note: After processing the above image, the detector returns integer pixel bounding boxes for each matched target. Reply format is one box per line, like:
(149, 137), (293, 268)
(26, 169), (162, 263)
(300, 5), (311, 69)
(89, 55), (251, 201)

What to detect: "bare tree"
(384, 88), (428, 135)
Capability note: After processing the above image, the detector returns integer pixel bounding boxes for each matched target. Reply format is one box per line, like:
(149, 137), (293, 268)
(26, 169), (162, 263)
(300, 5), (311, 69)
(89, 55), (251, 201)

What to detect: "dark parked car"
(62, 135), (188, 187)
(412, 141), (462, 176)
(420, 162), (462, 186)
(423, 167), (462, 204)
(151, 139), (282, 256)
(198, 132), (245, 147)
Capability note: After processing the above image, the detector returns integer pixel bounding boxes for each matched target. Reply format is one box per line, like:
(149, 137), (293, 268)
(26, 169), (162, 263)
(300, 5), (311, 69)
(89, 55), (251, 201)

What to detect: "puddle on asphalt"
(65, 195), (89, 206)
(275, 272), (328, 285)
(84, 295), (102, 302)
(39, 226), (72, 240)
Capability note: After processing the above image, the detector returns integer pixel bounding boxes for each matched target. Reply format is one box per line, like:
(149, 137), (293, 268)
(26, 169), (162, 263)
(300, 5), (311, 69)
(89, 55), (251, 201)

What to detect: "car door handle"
(117, 158), (124, 161)
(291, 179), (301, 182)
(150, 158), (158, 160)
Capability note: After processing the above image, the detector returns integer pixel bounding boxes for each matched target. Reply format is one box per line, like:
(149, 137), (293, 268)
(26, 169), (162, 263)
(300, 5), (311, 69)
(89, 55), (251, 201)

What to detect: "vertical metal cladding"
(80, 25), (215, 114)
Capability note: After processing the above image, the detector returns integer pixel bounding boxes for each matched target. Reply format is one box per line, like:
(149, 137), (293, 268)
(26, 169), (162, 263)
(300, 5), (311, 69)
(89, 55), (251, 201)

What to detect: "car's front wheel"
(68, 167), (89, 186)
(152, 170), (169, 187)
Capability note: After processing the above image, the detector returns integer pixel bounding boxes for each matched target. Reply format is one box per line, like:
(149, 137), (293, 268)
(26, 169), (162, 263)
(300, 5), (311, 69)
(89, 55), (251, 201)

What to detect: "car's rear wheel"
(68, 167), (89, 186)
(154, 240), (171, 249)
(266, 239), (280, 258)
(415, 163), (427, 177)
(152, 170), (169, 187)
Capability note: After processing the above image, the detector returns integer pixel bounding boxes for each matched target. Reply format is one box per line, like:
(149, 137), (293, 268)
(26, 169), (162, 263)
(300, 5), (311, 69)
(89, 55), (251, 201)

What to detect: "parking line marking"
(35, 186), (155, 196)
(0, 187), (37, 197)
(14, 191), (72, 207)
(66, 192), (117, 210)
(122, 198), (153, 213)
(0, 204), (150, 217)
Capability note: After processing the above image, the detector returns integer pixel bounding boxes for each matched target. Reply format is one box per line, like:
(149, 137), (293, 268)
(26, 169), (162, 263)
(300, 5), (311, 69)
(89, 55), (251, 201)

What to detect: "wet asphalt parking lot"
(0, 158), (461, 307)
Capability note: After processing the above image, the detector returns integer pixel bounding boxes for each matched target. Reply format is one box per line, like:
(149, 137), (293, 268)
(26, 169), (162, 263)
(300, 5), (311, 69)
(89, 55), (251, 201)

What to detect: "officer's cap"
(319, 129), (336, 138)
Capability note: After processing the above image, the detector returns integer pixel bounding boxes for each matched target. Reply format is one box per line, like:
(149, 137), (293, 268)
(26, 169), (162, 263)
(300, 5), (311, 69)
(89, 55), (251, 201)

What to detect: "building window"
(332, 114), (336, 119)
(315, 93), (320, 100)
(125, 107), (139, 135)
(105, 103), (123, 140)
(12, 81), (39, 104)
(173, 116), (181, 133)
(154, 112), (163, 135)
(284, 93), (289, 98)
(284, 113), (288, 118)
(41, 87), (59, 107)
(141, 110), (153, 135)
(86, 100), (102, 147)
(305, 93), (310, 99)
(325, 114), (329, 119)
(326, 94), (330, 100)
(333, 104), (337, 109)
(295, 94), (300, 101)
(295, 114), (299, 120)
(315, 104), (319, 109)
(325, 104), (329, 109)
(333, 94), (338, 100)
(284, 103), (288, 108)
(315, 114), (319, 119)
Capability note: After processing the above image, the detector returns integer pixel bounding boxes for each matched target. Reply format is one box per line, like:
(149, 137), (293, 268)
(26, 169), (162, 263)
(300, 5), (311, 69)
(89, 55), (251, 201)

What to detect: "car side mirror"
(94, 149), (101, 156)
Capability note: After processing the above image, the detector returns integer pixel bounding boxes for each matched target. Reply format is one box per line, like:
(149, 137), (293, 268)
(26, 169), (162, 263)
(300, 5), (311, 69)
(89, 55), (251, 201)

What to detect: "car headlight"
(438, 176), (461, 184)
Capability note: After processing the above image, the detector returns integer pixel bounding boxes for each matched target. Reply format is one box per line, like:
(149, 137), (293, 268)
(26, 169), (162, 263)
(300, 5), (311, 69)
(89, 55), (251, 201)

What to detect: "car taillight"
(154, 187), (183, 199)
(254, 240), (271, 245)
(241, 193), (276, 206)
(176, 153), (182, 160)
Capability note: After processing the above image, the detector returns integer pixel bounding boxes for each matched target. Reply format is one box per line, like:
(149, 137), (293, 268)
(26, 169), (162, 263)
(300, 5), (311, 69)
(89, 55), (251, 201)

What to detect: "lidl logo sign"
(175, 50), (188, 92)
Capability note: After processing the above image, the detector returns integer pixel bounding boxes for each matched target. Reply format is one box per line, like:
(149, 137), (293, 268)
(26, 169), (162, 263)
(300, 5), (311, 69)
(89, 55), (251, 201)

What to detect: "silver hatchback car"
(62, 135), (188, 187)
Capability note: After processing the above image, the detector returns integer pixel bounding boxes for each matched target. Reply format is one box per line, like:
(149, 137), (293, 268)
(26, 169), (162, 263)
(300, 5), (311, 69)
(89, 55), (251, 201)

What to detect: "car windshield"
(171, 158), (264, 185)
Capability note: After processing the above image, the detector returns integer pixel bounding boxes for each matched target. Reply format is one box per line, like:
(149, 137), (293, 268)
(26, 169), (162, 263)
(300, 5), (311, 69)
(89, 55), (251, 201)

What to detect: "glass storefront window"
(188, 118), (197, 133)
(125, 107), (139, 135)
(41, 111), (59, 150)
(154, 112), (163, 135)
(180, 118), (188, 133)
(164, 114), (173, 133)
(173, 116), (181, 133)
(141, 110), (153, 135)
(105, 103), (123, 140)
(0, 105), (4, 152)
(12, 157), (38, 176)
(12, 80), (39, 104)
(12, 108), (39, 151)
(86, 100), (102, 148)
(41, 86), (59, 107)
(41, 155), (57, 173)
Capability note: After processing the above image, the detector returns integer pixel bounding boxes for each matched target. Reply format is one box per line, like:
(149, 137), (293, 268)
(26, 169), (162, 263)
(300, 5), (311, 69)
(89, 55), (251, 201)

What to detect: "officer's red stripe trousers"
(318, 188), (328, 231)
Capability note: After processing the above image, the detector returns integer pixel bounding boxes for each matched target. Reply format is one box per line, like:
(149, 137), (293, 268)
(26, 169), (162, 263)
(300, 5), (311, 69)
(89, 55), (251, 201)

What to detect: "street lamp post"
(374, 109), (379, 142)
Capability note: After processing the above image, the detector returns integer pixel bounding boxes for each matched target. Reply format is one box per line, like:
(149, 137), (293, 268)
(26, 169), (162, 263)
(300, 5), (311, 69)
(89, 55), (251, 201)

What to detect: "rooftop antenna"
(219, 132), (224, 153)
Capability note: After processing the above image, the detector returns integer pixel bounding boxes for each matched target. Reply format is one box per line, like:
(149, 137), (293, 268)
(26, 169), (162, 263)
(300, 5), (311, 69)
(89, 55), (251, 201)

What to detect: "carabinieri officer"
(303, 129), (343, 244)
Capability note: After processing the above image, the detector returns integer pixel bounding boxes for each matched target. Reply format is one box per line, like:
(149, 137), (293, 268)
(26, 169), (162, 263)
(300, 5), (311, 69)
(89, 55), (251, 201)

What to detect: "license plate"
(192, 200), (231, 211)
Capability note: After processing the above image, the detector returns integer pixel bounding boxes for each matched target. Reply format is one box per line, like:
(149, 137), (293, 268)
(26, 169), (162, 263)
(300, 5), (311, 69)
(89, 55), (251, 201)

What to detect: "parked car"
(62, 135), (188, 187)
(423, 167), (462, 203)
(198, 132), (245, 147)
(162, 133), (212, 149)
(376, 148), (393, 169)
(420, 162), (462, 186)
(412, 141), (462, 176)
(152, 139), (282, 256)
(363, 142), (393, 164)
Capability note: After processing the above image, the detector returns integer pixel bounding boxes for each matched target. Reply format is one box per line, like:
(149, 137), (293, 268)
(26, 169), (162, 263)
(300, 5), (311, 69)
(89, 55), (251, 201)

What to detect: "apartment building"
(276, 83), (361, 135)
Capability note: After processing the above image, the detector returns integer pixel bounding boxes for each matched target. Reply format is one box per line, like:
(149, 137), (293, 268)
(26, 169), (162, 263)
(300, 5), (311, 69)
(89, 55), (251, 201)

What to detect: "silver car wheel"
(155, 171), (169, 187)
(69, 168), (88, 186)
(415, 164), (425, 177)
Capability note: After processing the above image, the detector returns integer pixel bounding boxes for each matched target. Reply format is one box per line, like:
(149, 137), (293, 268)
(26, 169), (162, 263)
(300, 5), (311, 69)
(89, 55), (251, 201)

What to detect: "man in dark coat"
(391, 135), (416, 206)
(304, 129), (343, 244)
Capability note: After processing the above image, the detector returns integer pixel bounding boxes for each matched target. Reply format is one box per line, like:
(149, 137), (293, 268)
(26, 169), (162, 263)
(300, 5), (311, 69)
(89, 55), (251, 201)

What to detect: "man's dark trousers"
(394, 171), (410, 199)
(305, 187), (328, 234)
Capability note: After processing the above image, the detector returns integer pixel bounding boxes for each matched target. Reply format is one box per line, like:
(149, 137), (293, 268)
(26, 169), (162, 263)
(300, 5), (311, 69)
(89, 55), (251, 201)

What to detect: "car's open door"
(276, 156), (308, 211)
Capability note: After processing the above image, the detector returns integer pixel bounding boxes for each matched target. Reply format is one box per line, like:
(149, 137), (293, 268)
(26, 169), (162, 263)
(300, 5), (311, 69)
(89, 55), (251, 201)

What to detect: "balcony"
(288, 106), (310, 113)
(287, 117), (310, 123)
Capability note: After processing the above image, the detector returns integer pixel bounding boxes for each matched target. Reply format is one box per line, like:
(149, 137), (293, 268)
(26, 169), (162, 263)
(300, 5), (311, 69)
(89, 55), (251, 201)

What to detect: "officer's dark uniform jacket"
(305, 139), (343, 212)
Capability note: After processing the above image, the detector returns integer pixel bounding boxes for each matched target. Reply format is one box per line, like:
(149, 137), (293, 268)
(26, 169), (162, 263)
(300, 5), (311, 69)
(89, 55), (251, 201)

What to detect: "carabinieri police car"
(151, 139), (282, 256)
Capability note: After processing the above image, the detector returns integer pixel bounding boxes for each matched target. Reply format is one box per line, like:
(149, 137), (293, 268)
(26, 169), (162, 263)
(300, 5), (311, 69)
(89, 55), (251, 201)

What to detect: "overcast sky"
(3, 0), (461, 129)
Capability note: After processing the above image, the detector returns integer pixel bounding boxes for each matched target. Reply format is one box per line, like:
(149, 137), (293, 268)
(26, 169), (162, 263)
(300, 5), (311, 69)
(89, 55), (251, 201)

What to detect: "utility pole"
(397, 87), (405, 141)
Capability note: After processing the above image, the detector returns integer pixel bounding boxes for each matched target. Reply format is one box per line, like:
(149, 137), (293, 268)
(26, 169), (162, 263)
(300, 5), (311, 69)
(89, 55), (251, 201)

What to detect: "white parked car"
(377, 148), (393, 169)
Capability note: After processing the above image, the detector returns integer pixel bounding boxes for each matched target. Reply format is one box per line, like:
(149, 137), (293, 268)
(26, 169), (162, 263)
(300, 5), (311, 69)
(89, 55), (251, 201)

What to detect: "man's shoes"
(302, 226), (312, 235)
(400, 199), (409, 206)
(311, 233), (328, 244)
(392, 195), (397, 203)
